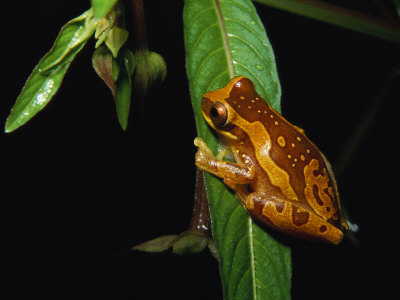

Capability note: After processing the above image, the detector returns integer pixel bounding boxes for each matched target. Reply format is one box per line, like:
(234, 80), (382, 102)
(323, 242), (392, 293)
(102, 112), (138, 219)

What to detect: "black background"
(2, 1), (400, 299)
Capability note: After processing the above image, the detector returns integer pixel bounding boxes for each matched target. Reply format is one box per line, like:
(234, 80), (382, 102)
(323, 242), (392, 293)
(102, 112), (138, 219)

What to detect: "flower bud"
(132, 50), (167, 98)
(92, 46), (119, 97)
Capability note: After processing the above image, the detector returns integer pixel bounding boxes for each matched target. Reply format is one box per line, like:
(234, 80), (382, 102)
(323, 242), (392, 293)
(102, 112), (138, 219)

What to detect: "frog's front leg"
(194, 137), (255, 185)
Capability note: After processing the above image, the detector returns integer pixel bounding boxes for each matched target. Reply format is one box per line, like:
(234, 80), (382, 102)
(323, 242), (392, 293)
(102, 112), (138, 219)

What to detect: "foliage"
(5, 0), (400, 299)
(183, 0), (291, 298)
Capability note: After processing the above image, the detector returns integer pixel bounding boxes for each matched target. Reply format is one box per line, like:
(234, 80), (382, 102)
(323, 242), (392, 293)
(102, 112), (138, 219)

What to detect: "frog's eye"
(210, 101), (228, 128)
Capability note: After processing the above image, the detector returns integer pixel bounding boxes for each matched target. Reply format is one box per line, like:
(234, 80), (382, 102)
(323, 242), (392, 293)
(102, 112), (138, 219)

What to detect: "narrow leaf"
(92, 46), (117, 97)
(172, 231), (209, 255)
(39, 9), (95, 74)
(105, 27), (129, 58)
(91, 0), (118, 19)
(5, 10), (94, 132)
(132, 235), (179, 252)
(184, 0), (291, 299)
(115, 48), (133, 130)
(5, 62), (75, 133)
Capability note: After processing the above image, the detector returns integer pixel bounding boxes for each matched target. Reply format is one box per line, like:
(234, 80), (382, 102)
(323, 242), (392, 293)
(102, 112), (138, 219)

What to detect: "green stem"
(253, 0), (400, 44)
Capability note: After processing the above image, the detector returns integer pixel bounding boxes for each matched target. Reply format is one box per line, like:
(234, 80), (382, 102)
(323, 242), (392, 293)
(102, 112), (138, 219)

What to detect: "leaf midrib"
(213, 1), (258, 298)
(214, 0), (234, 78)
(248, 218), (258, 300)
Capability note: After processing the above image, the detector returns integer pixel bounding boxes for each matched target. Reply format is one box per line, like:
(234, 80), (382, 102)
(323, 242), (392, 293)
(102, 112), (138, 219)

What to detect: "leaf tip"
(120, 122), (128, 131)
(4, 117), (18, 133)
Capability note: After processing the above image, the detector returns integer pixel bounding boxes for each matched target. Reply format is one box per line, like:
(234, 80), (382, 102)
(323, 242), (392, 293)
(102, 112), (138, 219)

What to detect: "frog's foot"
(194, 137), (215, 159)
(194, 137), (255, 185)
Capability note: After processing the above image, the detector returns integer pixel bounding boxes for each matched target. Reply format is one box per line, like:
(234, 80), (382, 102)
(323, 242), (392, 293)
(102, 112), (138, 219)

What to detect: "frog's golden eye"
(210, 101), (228, 128)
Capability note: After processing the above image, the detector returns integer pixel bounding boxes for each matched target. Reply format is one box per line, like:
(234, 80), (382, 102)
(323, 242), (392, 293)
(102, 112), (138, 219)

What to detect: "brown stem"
(188, 169), (210, 235)
(130, 0), (148, 53)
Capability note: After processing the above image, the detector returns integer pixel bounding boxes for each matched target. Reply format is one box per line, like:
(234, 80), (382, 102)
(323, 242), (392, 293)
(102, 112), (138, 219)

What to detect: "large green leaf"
(5, 10), (95, 133)
(183, 0), (291, 299)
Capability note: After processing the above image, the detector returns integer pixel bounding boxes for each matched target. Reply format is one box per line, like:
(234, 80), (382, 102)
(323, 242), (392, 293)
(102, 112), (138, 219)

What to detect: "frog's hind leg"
(234, 190), (344, 244)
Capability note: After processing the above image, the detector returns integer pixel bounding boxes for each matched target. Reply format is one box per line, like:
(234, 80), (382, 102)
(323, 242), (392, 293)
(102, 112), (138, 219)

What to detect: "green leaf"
(183, 0), (291, 299)
(132, 235), (179, 252)
(38, 10), (96, 74)
(92, 46), (117, 97)
(172, 231), (209, 255)
(115, 48), (133, 130)
(91, 0), (118, 19)
(5, 10), (93, 133)
(105, 27), (129, 58)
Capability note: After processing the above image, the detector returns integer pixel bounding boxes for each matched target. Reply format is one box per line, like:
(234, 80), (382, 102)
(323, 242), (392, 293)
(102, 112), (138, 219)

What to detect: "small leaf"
(115, 48), (132, 130)
(91, 0), (118, 19)
(95, 29), (109, 48)
(112, 57), (121, 81)
(133, 231), (211, 255)
(39, 9), (95, 74)
(5, 10), (92, 132)
(132, 235), (179, 252)
(94, 17), (112, 39)
(123, 48), (136, 76)
(105, 27), (129, 58)
(92, 46), (117, 97)
(172, 231), (209, 255)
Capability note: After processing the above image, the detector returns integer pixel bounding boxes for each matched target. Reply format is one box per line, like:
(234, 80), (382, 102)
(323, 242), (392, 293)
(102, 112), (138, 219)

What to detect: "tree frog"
(194, 76), (348, 244)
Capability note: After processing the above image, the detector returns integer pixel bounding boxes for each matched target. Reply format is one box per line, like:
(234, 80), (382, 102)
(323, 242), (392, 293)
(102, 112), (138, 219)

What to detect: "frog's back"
(224, 77), (348, 231)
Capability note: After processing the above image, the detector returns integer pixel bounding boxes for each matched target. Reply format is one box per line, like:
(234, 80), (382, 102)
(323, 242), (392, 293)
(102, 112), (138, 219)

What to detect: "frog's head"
(201, 76), (258, 140)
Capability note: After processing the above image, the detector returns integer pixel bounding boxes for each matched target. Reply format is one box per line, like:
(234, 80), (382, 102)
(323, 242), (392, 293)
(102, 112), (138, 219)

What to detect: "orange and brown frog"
(194, 76), (348, 244)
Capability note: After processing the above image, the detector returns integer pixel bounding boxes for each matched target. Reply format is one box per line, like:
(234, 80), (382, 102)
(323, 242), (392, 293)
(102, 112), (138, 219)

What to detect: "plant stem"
(188, 169), (210, 235)
(130, 0), (148, 53)
(253, 0), (400, 44)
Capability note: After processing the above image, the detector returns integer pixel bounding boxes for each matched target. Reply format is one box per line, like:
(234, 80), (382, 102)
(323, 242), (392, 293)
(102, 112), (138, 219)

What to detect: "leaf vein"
(232, 61), (271, 100)
(220, 0), (253, 13)
(253, 239), (272, 259)
(235, 268), (251, 297)
(225, 18), (266, 47)
(248, 217), (258, 300)
(205, 70), (230, 92)
(228, 34), (273, 78)
(186, 7), (215, 29)
(187, 23), (220, 54)
(192, 47), (226, 82)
